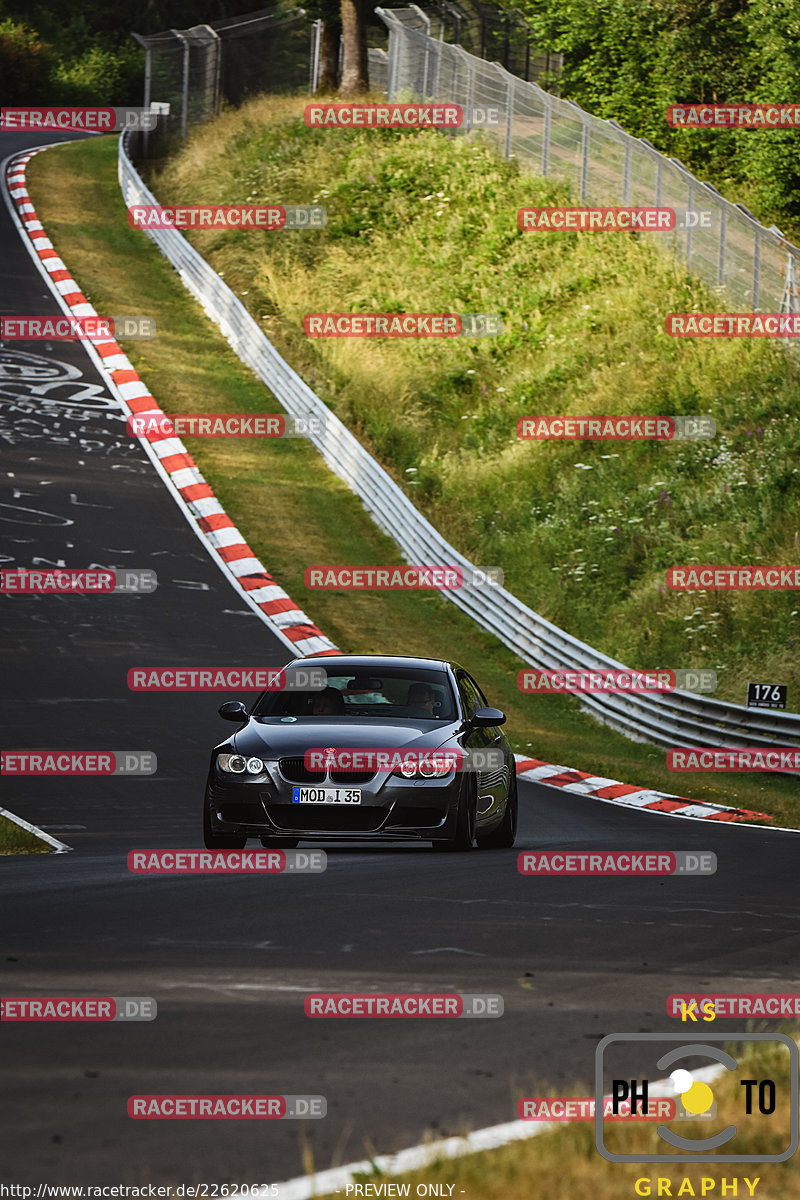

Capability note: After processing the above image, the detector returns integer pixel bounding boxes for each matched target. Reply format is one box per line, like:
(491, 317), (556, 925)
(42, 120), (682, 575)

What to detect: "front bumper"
(204, 767), (461, 841)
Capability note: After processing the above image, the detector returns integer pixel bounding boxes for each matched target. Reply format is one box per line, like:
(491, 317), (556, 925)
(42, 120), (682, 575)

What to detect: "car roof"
(289, 653), (454, 673)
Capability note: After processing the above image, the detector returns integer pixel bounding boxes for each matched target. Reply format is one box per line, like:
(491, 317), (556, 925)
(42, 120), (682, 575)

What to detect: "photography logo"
(595, 1033), (798, 1162)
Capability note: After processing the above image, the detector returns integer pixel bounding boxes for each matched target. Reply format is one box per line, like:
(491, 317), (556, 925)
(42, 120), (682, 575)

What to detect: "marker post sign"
(746, 684), (787, 710)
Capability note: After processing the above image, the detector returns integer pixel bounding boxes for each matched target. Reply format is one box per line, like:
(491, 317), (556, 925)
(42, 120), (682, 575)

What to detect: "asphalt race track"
(2, 131), (800, 1186)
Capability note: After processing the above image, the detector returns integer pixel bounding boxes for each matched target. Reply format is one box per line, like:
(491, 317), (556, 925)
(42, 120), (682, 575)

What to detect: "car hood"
(228, 718), (459, 758)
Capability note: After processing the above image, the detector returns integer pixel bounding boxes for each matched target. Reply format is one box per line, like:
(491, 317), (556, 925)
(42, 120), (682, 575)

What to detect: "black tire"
(431, 774), (476, 852)
(203, 801), (247, 849)
(260, 835), (300, 849)
(476, 769), (518, 849)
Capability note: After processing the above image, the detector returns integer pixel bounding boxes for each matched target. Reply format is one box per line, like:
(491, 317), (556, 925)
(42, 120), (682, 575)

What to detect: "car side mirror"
(219, 700), (248, 721)
(471, 706), (506, 727)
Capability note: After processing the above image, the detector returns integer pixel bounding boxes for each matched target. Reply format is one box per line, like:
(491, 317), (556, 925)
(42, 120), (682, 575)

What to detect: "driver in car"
(406, 682), (437, 715)
(311, 687), (346, 716)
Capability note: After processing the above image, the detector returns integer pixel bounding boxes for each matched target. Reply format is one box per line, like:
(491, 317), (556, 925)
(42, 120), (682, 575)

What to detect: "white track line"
(270, 1066), (729, 1198)
(0, 806), (71, 854)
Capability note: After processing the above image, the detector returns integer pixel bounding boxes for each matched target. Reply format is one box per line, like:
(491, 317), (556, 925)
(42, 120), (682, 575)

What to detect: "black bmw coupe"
(202, 654), (517, 851)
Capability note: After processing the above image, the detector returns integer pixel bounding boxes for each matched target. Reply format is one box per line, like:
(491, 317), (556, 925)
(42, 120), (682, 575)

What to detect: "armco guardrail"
(118, 133), (800, 753)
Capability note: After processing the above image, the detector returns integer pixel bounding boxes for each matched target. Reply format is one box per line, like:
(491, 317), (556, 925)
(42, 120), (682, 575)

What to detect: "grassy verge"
(147, 94), (800, 708)
(23, 134), (800, 825)
(307, 1035), (800, 1200)
(0, 815), (49, 854)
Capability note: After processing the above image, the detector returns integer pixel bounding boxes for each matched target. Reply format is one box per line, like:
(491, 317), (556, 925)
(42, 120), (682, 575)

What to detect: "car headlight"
(217, 753), (264, 775)
(394, 754), (455, 780)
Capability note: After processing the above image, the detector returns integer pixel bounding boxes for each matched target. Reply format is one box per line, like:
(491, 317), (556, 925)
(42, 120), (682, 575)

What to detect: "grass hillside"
(149, 94), (800, 706)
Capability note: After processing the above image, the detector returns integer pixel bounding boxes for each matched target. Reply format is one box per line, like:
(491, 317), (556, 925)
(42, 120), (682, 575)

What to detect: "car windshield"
(253, 667), (457, 721)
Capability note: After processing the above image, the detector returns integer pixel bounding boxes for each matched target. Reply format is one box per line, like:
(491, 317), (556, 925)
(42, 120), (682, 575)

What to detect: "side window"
(465, 673), (489, 709)
(457, 673), (480, 720)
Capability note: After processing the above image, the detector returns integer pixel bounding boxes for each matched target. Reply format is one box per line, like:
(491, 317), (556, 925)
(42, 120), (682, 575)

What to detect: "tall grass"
(151, 95), (800, 704)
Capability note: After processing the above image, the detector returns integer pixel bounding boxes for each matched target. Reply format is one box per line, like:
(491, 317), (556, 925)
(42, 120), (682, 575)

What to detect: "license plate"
(292, 786), (362, 805)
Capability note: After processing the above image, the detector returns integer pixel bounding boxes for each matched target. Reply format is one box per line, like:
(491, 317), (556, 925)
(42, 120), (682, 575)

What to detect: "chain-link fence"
(132, 6), (311, 161)
(311, 1), (559, 95)
(376, 7), (800, 320)
(392, 0), (561, 84)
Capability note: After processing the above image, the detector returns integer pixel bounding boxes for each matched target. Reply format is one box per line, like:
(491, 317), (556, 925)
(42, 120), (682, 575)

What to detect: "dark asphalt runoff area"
(2, 130), (800, 1187)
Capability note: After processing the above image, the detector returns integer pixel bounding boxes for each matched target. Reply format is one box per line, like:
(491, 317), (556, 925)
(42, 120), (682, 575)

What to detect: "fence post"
(203, 25), (221, 119)
(142, 47), (151, 157)
(387, 28), (400, 100)
(579, 119), (589, 203)
(310, 19), (322, 92)
(753, 227), (761, 311)
(685, 179), (693, 272)
(505, 74), (514, 158)
(541, 98), (550, 175)
(718, 204), (726, 287)
(465, 58), (475, 134)
(781, 248), (800, 314)
(170, 29), (190, 140)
